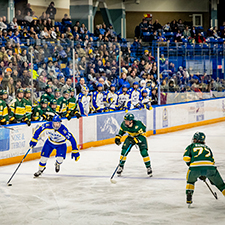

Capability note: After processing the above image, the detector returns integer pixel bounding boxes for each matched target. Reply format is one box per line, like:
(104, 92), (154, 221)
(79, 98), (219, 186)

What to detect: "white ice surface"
(1, 122), (225, 225)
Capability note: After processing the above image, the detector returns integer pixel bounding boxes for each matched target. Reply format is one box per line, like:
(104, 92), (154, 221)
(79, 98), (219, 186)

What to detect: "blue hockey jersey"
(31, 122), (78, 150)
(77, 92), (91, 115)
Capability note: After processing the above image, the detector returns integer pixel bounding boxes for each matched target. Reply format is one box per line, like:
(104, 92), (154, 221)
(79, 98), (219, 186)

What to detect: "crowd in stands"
(0, 7), (225, 125)
(136, 18), (225, 44)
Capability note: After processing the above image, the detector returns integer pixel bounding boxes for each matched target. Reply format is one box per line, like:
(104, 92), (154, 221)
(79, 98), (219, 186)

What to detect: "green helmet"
(50, 99), (57, 105)
(124, 113), (134, 121)
(0, 90), (7, 95)
(45, 84), (52, 89)
(54, 88), (60, 93)
(41, 98), (48, 104)
(24, 88), (31, 94)
(63, 89), (70, 94)
(193, 132), (206, 142)
(69, 88), (75, 92)
(17, 88), (24, 94)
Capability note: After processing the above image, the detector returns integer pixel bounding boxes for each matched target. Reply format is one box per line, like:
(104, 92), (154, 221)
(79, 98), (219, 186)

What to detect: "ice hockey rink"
(0, 122), (225, 225)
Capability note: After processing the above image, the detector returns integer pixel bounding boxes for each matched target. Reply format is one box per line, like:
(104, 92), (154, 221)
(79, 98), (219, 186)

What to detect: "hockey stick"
(7, 147), (33, 186)
(203, 179), (218, 199)
(110, 143), (132, 184)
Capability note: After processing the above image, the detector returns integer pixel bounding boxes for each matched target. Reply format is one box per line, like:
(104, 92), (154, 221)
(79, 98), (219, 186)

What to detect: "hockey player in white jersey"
(91, 83), (105, 113)
(116, 84), (131, 111)
(29, 115), (80, 177)
(105, 84), (118, 111)
(139, 89), (152, 110)
(77, 86), (91, 116)
(129, 81), (141, 109)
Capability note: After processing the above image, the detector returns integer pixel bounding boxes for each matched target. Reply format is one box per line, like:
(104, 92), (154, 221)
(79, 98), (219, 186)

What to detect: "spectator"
(127, 70), (140, 86)
(10, 18), (18, 30)
(15, 10), (25, 26)
(177, 19), (185, 32)
(46, 2), (57, 21)
(153, 19), (162, 31)
(40, 27), (50, 39)
(183, 26), (191, 38)
(61, 78), (72, 94)
(163, 22), (171, 31)
(195, 32), (206, 44)
(24, 11), (33, 25)
(0, 17), (7, 31)
(24, 3), (33, 16)
(170, 19), (178, 32)
(62, 14), (72, 27)
(76, 77), (86, 94)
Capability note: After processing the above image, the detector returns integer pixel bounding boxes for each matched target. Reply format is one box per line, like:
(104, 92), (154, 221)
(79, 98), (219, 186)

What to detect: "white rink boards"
(0, 122), (225, 225)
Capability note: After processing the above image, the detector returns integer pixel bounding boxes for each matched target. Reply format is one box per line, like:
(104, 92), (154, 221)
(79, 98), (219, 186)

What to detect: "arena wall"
(0, 97), (225, 167)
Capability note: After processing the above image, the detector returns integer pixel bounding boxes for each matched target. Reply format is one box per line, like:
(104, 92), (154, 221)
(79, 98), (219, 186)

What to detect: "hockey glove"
(71, 149), (80, 161)
(29, 140), (37, 148)
(115, 135), (121, 145)
(75, 112), (82, 119)
(25, 120), (31, 126)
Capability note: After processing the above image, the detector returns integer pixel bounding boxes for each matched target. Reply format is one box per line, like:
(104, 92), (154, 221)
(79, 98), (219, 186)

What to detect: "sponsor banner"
(196, 102), (204, 121)
(0, 128), (10, 152)
(162, 108), (168, 128)
(97, 110), (147, 141)
(222, 100), (225, 116)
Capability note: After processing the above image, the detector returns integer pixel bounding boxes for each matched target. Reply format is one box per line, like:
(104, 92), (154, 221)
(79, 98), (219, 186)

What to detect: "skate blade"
(148, 174), (153, 177)
(188, 204), (192, 208)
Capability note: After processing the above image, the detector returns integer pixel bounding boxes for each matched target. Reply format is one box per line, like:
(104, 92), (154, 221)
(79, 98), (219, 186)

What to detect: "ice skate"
(34, 167), (46, 177)
(55, 162), (60, 173)
(187, 191), (193, 207)
(117, 166), (123, 176)
(147, 167), (153, 177)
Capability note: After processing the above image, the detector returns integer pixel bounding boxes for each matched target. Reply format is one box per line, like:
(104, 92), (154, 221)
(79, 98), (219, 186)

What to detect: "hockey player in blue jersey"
(129, 81), (141, 109)
(139, 89), (152, 110)
(116, 84), (131, 111)
(77, 86), (91, 116)
(105, 84), (118, 111)
(91, 83), (105, 113)
(29, 115), (80, 177)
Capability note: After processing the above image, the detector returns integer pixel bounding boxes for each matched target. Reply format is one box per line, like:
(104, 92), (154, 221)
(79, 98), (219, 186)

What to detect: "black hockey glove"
(75, 112), (82, 119)
(25, 120), (31, 126)
(115, 135), (121, 145)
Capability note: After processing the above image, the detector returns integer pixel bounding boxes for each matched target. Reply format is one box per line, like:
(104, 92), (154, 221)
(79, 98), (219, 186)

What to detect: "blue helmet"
(110, 83), (116, 88)
(52, 115), (62, 122)
(133, 81), (139, 86)
(142, 89), (148, 94)
(97, 83), (103, 88)
(122, 83), (129, 89)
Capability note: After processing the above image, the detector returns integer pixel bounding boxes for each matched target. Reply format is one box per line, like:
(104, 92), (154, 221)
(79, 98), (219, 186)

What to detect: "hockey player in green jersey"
(32, 99), (51, 121)
(183, 132), (225, 205)
(66, 88), (81, 120)
(54, 88), (61, 113)
(41, 85), (55, 102)
(9, 89), (30, 125)
(47, 99), (57, 121)
(115, 113), (152, 176)
(23, 88), (32, 125)
(58, 89), (70, 118)
(0, 90), (9, 125)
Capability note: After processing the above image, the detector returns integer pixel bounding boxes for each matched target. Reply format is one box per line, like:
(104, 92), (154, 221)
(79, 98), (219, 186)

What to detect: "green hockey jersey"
(23, 98), (32, 120)
(40, 93), (55, 103)
(118, 120), (146, 137)
(9, 98), (26, 121)
(0, 99), (9, 124)
(183, 143), (215, 169)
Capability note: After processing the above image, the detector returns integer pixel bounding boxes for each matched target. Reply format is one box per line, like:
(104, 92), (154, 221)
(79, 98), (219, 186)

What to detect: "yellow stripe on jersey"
(2, 107), (8, 116)
(31, 138), (38, 143)
(25, 105), (32, 113)
(186, 184), (195, 190)
(127, 131), (141, 137)
(120, 155), (127, 161)
(222, 189), (225, 196)
(183, 156), (191, 162)
(186, 169), (191, 180)
(190, 161), (215, 167)
(143, 156), (150, 162)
